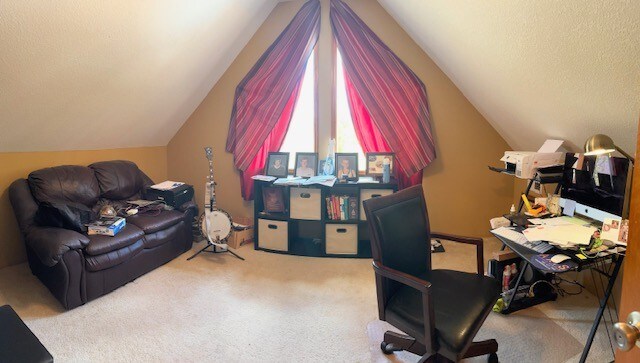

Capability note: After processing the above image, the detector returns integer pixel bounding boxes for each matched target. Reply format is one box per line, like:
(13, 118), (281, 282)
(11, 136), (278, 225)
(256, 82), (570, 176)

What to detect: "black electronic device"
(560, 154), (631, 219)
(145, 184), (194, 208)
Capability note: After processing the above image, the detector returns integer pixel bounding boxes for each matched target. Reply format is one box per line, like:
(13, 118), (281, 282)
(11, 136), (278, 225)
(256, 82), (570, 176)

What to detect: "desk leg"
(504, 261), (528, 309)
(578, 256), (624, 363)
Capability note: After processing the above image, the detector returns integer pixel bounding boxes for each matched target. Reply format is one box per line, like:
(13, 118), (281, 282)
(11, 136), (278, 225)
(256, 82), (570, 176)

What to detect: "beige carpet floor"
(0, 238), (616, 362)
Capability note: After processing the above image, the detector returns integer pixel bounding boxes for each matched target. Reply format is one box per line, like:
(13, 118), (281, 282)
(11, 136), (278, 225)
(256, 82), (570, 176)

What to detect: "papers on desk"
(521, 224), (597, 249)
(251, 175), (277, 182)
(527, 216), (589, 226)
(491, 227), (553, 253)
(302, 175), (336, 187)
(273, 177), (305, 186)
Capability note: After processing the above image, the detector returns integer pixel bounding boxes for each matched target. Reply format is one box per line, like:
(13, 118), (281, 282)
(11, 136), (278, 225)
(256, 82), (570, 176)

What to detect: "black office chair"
(363, 185), (501, 362)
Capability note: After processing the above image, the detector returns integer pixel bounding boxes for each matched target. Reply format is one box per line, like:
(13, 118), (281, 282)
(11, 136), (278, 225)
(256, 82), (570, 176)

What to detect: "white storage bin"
(325, 224), (358, 255)
(290, 187), (322, 220)
(359, 188), (394, 220)
(258, 219), (288, 251)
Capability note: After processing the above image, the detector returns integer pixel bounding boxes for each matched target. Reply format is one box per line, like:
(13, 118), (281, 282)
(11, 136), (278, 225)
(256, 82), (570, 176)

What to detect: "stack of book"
(326, 195), (358, 221)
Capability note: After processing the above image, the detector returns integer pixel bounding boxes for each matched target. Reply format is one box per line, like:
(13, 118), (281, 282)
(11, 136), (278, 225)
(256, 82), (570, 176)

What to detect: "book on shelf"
(87, 217), (126, 236)
(348, 197), (358, 219)
(326, 196), (333, 220)
(325, 195), (358, 221)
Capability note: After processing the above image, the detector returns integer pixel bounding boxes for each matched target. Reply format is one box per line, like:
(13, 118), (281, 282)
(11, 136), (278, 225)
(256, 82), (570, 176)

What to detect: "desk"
(492, 230), (623, 363)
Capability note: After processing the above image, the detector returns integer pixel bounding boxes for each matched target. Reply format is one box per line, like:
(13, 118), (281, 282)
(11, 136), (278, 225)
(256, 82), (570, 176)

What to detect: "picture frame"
(294, 152), (318, 178)
(265, 152), (289, 177)
(366, 152), (395, 176)
(262, 187), (285, 213)
(317, 159), (326, 176)
(335, 153), (359, 181)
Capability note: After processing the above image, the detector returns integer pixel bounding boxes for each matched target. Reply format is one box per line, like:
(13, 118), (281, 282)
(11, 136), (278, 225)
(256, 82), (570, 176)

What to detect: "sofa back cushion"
(28, 165), (100, 207)
(89, 160), (144, 200)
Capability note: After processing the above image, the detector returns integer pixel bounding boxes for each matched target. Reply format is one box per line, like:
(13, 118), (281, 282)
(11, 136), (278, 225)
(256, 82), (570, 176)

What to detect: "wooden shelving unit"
(253, 180), (397, 258)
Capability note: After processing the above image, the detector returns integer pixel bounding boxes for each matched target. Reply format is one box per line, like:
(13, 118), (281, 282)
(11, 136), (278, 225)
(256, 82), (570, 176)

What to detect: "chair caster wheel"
(380, 341), (396, 355)
(488, 352), (498, 363)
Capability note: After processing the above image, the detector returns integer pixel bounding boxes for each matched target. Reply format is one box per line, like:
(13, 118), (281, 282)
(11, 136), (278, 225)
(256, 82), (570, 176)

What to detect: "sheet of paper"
(601, 218), (622, 243)
(528, 218), (545, 225)
(273, 177), (304, 185)
(538, 216), (575, 226)
(522, 224), (595, 246)
(302, 175), (337, 187)
(571, 153), (585, 170)
(595, 155), (614, 176)
(150, 181), (184, 190)
(251, 175), (277, 182)
(491, 227), (553, 253)
(563, 199), (576, 217)
(537, 139), (564, 153)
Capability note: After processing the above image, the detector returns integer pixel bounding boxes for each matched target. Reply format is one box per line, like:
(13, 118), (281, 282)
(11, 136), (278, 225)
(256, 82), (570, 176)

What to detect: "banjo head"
(199, 209), (233, 241)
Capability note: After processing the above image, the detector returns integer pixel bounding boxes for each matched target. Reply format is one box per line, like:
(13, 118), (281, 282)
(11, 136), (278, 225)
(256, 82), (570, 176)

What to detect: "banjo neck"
(205, 147), (216, 212)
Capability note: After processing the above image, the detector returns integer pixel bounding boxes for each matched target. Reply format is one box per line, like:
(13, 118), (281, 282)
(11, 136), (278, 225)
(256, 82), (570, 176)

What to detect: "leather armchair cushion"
(127, 210), (185, 234)
(26, 227), (90, 267)
(89, 160), (144, 200)
(385, 269), (501, 356)
(85, 224), (144, 256)
(85, 239), (144, 272)
(28, 165), (100, 207)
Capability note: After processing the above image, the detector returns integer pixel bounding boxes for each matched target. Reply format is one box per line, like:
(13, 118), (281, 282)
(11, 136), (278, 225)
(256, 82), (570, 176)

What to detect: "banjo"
(188, 147), (243, 261)
(199, 146), (233, 245)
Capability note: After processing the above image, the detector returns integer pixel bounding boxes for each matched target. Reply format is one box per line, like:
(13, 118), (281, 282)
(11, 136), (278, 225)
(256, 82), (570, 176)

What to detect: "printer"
(499, 139), (566, 179)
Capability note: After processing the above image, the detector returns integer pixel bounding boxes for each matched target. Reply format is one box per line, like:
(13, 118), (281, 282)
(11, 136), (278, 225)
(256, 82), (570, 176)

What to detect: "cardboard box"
(228, 216), (253, 249)
(492, 248), (518, 261)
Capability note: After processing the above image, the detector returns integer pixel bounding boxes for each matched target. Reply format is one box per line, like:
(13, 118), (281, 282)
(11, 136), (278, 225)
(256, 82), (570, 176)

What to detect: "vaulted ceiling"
(1, 0), (639, 154)
(0, 0), (278, 152)
(379, 0), (640, 154)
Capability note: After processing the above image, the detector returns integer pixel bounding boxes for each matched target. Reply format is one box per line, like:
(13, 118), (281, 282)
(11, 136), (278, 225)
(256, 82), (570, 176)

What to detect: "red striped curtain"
(344, 73), (423, 188)
(226, 0), (320, 200)
(330, 0), (436, 184)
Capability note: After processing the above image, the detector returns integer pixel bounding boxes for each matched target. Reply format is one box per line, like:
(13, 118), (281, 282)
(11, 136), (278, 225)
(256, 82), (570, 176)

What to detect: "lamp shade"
(584, 134), (616, 156)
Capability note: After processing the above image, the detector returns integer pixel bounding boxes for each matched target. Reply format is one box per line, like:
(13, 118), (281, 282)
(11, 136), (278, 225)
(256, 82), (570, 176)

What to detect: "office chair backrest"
(364, 185), (431, 277)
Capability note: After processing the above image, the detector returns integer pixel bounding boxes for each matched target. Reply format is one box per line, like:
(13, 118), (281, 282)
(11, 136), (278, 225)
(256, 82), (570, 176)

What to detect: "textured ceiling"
(379, 0), (640, 154)
(0, 0), (277, 152)
(3, 0), (638, 155)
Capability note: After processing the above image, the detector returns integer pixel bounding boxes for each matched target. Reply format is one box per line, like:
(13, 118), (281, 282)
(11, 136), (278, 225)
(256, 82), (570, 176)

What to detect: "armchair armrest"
(372, 260), (431, 292)
(431, 232), (484, 275)
(372, 260), (437, 353)
(26, 227), (90, 267)
(177, 200), (198, 214)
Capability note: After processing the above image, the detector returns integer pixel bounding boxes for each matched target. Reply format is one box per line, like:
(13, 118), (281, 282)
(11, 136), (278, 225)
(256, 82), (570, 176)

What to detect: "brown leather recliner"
(9, 160), (197, 310)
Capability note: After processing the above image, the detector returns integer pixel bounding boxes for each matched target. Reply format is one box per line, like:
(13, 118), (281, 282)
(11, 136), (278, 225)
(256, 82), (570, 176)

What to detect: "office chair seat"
(385, 269), (501, 358)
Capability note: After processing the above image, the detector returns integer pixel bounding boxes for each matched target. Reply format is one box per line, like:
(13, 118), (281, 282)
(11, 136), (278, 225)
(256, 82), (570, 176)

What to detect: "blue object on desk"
(531, 254), (577, 273)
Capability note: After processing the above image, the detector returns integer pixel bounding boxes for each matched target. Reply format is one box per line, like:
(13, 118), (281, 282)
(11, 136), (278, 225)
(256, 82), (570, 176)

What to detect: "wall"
(0, 147), (167, 268)
(168, 0), (514, 237)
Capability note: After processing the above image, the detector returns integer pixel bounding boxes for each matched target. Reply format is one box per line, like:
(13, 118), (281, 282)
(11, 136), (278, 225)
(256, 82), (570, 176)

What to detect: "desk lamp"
(584, 134), (635, 163)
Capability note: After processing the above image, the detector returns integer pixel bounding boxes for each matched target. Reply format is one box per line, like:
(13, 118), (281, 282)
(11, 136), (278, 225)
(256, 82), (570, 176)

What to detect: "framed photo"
(294, 152), (318, 178)
(262, 187), (285, 213)
(317, 159), (326, 176)
(265, 152), (289, 177)
(335, 153), (359, 181)
(366, 152), (395, 176)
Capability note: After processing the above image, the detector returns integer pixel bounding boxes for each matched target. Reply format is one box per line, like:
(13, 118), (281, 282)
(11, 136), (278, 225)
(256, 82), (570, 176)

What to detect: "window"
(335, 48), (366, 171)
(279, 50), (316, 169)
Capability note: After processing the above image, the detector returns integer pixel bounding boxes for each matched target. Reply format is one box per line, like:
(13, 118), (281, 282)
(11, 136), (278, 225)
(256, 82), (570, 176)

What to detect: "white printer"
(500, 140), (566, 179)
